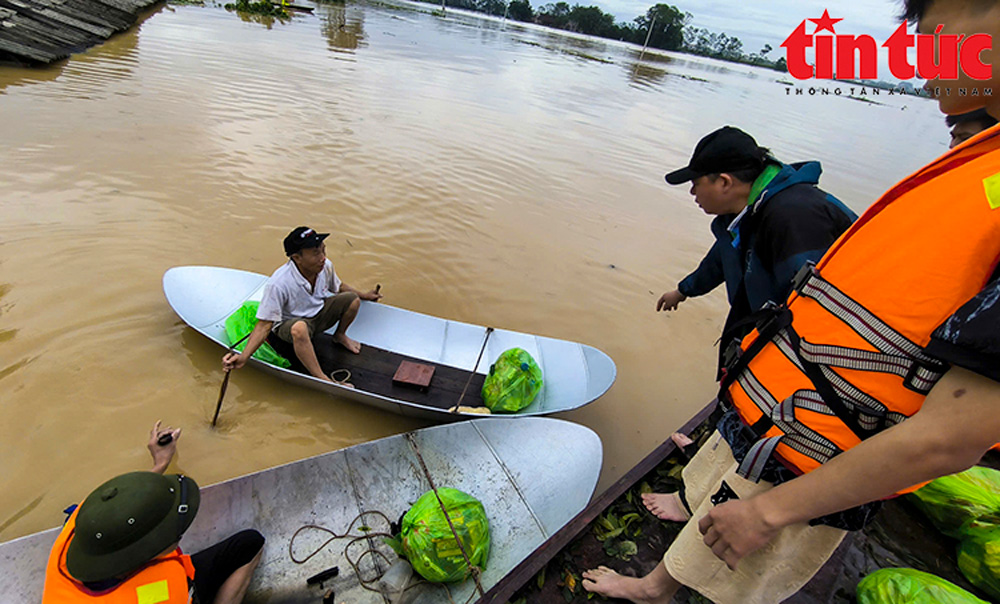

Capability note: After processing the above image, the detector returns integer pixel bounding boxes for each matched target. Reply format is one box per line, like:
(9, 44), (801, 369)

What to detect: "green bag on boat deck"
(907, 467), (1000, 538)
(224, 301), (291, 369)
(856, 568), (988, 604)
(400, 488), (490, 583)
(481, 347), (542, 413)
(958, 521), (1000, 601)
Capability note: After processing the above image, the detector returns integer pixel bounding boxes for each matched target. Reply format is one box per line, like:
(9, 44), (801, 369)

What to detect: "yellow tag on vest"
(136, 579), (170, 604)
(983, 173), (1000, 210)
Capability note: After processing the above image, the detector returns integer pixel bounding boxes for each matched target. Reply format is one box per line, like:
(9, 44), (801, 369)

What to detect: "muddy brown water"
(0, 0), (949, 542)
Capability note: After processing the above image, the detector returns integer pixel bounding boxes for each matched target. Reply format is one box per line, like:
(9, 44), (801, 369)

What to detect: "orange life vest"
(722, 124), (1000, 491)
(42, 507), (195, 604)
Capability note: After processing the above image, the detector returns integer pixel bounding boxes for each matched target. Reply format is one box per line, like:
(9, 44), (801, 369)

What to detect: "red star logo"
(809, 9), (843, 34)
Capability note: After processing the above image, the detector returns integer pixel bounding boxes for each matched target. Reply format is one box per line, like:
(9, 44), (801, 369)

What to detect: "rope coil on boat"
(289, 511), (395, 591)
(288, 509), (480, 604)
(287, 432), (487, 602)
(329, 368), (351, 385)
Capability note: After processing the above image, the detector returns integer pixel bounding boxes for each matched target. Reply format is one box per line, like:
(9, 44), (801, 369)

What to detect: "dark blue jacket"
(678, 161), (857, 318)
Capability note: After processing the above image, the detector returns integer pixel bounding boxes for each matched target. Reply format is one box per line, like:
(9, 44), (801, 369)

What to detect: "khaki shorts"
(662, 430), (845, 604)
(274, 292), (358, 342)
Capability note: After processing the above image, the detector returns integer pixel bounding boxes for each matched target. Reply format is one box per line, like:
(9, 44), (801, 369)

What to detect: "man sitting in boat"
(42, 422), (264, 604)
(222, 226), (382, 383)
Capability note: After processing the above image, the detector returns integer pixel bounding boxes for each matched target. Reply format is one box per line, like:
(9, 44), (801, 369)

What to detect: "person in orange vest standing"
(583, 1), (1000, 603)
(42, 422), (264, 604)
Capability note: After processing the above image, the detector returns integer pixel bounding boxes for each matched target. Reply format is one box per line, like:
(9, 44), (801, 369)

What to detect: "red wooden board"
(393, 360), (435, 389)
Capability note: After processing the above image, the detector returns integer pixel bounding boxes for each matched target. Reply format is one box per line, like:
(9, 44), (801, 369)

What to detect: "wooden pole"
(638, 15), (655, 62)
(453, 327), (493, 411)
(212, 331), (253, 427)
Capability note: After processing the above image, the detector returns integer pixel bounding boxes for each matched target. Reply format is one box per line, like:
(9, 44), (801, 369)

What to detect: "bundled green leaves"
(958, 521), (1000, 601)
(908, 467), (1000, 538)
(224, 0), (288, 17)
(908, 467), (1000, 600)
(398, 488), (490, 583)
(224, 301), (291, 368)
(856, 568), (987, 604)
(481, 348), (543, 413)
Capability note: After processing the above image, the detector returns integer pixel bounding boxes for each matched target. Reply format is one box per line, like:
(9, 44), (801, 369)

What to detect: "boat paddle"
(213, 331), (253, 428)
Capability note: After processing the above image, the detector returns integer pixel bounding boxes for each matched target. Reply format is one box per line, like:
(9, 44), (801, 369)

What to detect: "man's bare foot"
(642, 492), (690, 522)
(334, 333), (362, 354)
(670, 432), (694, 449)
(582, 566), (654, 603)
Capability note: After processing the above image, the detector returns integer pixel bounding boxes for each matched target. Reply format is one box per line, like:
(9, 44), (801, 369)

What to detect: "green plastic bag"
(400, 488), (490, 583)
(907, 467), (1000, 538)
(958, 521), (1000, 601)
(856, 568), (988, 604)
(481, 348), (542, 413)
(224, 301), (291, 369)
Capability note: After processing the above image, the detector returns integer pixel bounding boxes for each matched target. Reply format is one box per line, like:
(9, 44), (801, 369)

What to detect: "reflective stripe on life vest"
(724, 123), (1000, 490)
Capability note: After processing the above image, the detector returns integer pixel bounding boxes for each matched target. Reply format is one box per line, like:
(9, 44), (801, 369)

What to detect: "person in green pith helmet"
(41, 422), (264, 604)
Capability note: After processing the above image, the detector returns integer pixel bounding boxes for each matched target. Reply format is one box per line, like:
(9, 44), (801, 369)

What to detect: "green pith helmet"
(66, 471), (200, 582)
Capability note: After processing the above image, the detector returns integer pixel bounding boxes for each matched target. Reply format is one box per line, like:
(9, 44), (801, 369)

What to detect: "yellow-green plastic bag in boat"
(856, 568), (987, 604)
(481, 348), (542, 413)
(224, 301), (291, 368)
(958, 521), (1000, 601)
(400, 488), (490, 583)
(907, 467), (1000, 538)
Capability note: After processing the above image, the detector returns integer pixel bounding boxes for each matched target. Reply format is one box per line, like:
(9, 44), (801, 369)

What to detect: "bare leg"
(642, 432), (695, 521)
(212, 548), (263, 604)
(671, 432), (694, 449)
(333, 297), (362, 354)
(290, 321), (333, 382)
(582, 562), (680, 604)
(642, 492), (690, 522)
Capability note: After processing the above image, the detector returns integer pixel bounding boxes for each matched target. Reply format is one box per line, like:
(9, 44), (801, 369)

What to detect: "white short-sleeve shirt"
(256, 259), (342, 324)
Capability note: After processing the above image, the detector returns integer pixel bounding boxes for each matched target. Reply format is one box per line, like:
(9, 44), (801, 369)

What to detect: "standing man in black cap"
(42, 422), (264, 603)
(223, 226), (383, 383)
(643, 127), (856, 521)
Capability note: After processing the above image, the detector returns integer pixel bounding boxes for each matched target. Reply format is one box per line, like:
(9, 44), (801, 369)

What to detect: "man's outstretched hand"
(657, 289), (687, 312)
(360, 286), (383, 302)
(148, 420), (181, 474)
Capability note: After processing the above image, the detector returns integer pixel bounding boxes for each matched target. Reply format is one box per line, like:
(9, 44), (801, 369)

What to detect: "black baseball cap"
(283, 226), (329, 256)
(665, 126), (765, 185)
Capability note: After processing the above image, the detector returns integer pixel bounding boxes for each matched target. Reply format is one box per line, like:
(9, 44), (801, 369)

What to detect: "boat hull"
(163, 266), (617, 421)
(0, 418), (603, 602)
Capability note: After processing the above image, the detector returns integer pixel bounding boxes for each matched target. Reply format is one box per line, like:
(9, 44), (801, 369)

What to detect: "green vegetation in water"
(513, 40), (612, 64)
(224, 0), (289, 18)
(675, 74), (708, 82)
(564, 49), (613, 64)
(413, 0), (790, 73)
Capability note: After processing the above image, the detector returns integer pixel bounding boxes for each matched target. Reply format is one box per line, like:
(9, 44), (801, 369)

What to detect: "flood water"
(0, 0), (948, 541)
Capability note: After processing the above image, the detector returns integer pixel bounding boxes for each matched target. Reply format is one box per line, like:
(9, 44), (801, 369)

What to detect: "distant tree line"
(416, 0), (787, 71)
